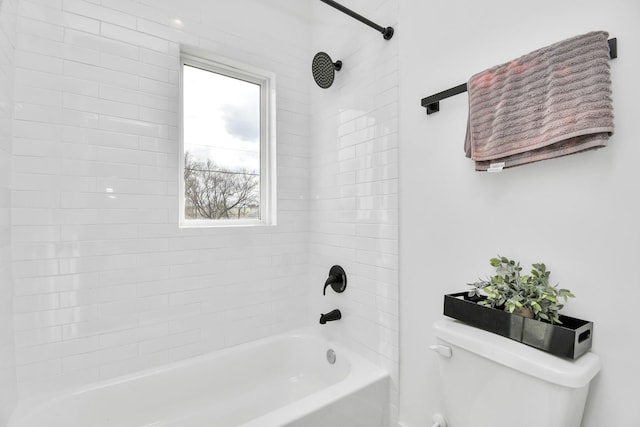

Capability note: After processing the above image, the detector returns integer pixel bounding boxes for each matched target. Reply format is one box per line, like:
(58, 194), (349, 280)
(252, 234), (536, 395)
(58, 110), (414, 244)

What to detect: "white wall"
(398, 1), (640, 426)
(308, 0), (399, 421)
(11, 0), (312, 398)
(7, 2), (404, 422)
(0, 0), (18, 422)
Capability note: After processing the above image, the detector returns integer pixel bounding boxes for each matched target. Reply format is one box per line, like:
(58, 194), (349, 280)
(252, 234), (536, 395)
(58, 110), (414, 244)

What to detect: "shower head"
(312, 52), (342, 89)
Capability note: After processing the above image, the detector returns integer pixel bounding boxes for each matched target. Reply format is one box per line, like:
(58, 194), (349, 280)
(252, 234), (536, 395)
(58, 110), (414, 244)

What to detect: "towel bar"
(421, 37), (617, 115)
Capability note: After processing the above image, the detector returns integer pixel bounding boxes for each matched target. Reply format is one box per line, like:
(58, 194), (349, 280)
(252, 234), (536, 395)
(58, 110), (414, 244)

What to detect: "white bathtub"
(8, 330), (390, 427)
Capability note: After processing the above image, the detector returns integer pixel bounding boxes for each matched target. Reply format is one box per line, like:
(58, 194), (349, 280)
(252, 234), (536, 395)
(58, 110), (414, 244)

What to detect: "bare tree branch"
(184, 151), (259, 220)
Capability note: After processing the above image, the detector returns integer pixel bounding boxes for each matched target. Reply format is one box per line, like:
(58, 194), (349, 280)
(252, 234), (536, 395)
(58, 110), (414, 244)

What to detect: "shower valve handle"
(323, 265), (347, 295)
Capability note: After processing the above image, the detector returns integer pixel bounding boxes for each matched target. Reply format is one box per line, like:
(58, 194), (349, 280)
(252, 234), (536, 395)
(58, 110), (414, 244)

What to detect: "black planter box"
(443, 292), (593, 359)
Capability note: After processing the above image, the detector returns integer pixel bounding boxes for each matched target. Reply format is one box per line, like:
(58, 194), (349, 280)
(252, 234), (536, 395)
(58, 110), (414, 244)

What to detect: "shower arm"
(319, 0), (394, 40)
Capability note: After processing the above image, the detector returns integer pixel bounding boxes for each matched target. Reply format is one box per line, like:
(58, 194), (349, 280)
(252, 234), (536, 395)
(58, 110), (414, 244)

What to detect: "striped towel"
(464, 31), (614, 171)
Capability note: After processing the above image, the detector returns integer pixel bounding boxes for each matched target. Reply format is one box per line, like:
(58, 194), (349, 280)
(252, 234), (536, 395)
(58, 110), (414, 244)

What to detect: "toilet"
(431, 318), (601, 427)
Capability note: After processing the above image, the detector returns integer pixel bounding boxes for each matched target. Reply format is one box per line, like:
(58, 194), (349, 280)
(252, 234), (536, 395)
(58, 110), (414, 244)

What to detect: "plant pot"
(443, 292), (593, 359)
(513, 306), (534, 319)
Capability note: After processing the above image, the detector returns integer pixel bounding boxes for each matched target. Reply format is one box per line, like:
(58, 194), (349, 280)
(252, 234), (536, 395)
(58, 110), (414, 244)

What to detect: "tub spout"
(319, 309), (342, 324)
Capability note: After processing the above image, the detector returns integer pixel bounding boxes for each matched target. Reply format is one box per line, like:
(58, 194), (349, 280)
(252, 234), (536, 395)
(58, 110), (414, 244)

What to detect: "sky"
(183, 64), (260, 172)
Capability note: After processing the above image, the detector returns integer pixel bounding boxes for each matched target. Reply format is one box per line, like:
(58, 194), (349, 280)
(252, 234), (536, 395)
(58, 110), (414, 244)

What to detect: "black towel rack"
(421, 37), (618, 115)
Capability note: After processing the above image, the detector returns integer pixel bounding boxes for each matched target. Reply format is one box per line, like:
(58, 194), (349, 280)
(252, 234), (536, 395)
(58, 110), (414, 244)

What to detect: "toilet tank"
(432, 318), (601, 427)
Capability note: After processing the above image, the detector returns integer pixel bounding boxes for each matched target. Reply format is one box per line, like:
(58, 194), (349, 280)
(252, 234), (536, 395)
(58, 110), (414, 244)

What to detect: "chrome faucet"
(319, 309), (342, 324)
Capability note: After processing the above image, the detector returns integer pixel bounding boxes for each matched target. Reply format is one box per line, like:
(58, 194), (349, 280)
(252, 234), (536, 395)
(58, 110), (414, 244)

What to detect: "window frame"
(178, 50), (277, 228)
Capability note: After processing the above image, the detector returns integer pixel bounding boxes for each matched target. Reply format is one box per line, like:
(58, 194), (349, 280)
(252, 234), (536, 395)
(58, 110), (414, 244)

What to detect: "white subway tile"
(13, 307), (71, 331)
(62, 343), (137, 373)
(138, 165), (173, 181)
(59, 224), (135, 241)
(64, 28), (138, 60)
(14, 102), (62, 123)
(15, 49), (63, 73)
(82, 128), (138, 149)
(61, 75), (100, 97)
(101, 22), (168, 53)
(57, 141), (97, 161)
(140, 47), (178, 70)
(168, 287), (223, 307)
(99, 323), (167, 349)
(16, 359), (62, 382)
(94, 177), (167, 195)
(95, 146), (159, 167)
(62, 11), (99, 34)
(99, 351), (167, 380)
(61, 108), (102, 130)
(12, 155), (60, 175)
(16, 32), (65, 58)
(5, 0), (356, 403)
(12, 138), (59, 158)
(14, 325), (62, 347)
(60, 284), (136, 308)
(356, 162), (398, 183)
(61, 315), (136, 341)
(13, 273), (100, 297)
(138, 329), (200, 355)
(62, 42), (100, 65)
(98, 114), (169, 138)
(13, 293), (60, 313)
(356, 249), (398, 270)
(63, 60), (139, 90)
(12, 225), (60, 244)
(17, 16), (63, 42)
(99, 85), (171, 111)
(63, 0), (137, 29)
(98, 299), (137, 319)
(59, 253), (138, 275)
(166, 341), (211, 362)
(14, 85), (62, 108)
(58, 158), (136, 178)
(100, 52), (169, 82)
(63, 92), (139, 119)
(12, 190), (60, 209)
(100, 0), (170, 28)
(138, 106), (176, 125)
(14, 335), (100, 367)
(138, 76), (175, 96)
(12, 258), (59, 278)
(12, 68), (51, 95)
(18, 0), (63, 27)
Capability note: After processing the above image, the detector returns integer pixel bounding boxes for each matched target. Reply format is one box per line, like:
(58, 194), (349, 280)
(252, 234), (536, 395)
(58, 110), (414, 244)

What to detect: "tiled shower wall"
(0, 0), (18, 422)
(309, 0), (399, 420)
(11, 0), (311, 398)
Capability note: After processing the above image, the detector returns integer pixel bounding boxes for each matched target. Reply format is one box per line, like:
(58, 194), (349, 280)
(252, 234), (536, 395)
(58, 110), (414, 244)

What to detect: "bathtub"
(8, 330), (390, 427)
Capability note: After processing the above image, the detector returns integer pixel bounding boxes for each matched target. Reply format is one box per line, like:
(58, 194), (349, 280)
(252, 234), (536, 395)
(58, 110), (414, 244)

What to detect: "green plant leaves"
(467, 255), (575, 325)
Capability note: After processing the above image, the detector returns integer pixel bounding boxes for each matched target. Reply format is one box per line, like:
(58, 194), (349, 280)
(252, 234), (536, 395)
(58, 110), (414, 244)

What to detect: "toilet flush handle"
(429, 344), (452, 358)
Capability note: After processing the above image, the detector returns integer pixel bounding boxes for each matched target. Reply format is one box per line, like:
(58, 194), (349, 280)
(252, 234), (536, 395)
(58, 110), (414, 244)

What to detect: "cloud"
(222, 101), (260, 143)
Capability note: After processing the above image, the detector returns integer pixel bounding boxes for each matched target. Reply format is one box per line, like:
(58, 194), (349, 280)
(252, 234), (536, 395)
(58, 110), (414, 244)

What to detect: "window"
(179, 52), (276, 227)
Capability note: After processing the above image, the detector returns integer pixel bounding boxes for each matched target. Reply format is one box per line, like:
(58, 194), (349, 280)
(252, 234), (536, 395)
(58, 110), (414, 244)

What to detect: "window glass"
(180, 55), (275, 226)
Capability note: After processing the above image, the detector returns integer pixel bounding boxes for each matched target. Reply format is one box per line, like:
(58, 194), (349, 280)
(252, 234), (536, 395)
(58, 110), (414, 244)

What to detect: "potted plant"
(442, 255), (594, 359)
(468, 256), (574, 324)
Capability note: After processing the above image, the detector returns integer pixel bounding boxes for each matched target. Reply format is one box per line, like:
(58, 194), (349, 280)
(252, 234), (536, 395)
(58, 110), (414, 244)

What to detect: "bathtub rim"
(8, 327), (390, 427)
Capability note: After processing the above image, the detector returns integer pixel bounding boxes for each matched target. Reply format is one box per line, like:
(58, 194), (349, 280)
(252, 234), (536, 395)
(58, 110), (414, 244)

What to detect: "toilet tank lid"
(434, 318), (601, 388)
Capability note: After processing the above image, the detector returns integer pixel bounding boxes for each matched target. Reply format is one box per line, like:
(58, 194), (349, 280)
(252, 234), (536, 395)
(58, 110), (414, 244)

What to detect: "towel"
(464, 31), (614, 171)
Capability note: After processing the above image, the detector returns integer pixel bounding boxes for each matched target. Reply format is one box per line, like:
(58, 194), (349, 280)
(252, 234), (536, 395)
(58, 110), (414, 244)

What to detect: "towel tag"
(487, 162), (505, 173)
